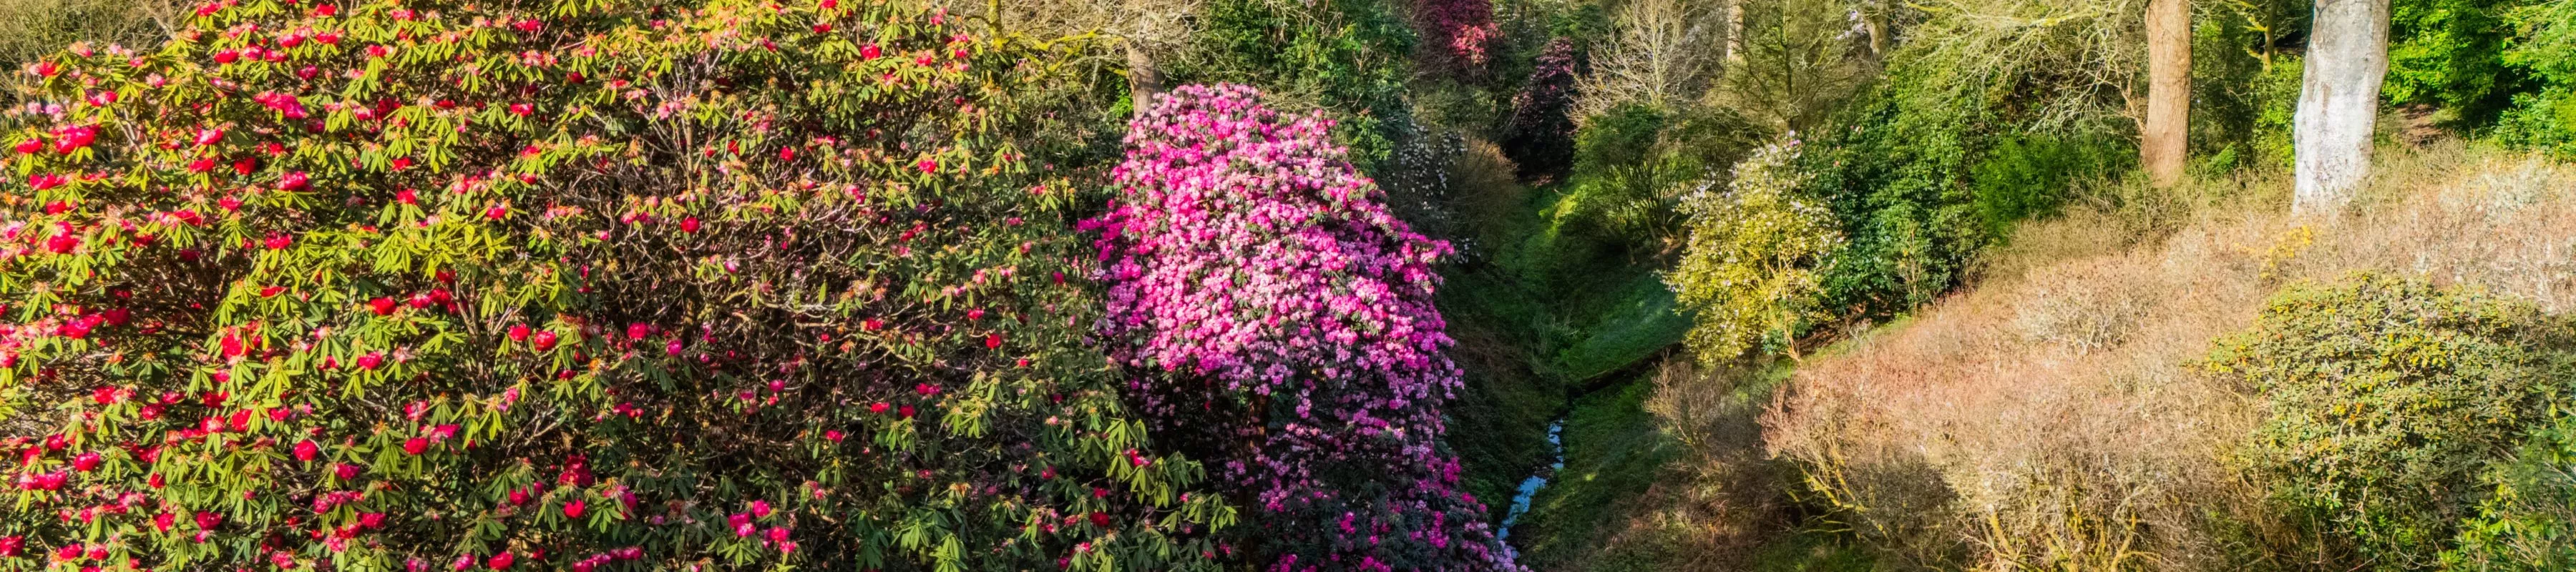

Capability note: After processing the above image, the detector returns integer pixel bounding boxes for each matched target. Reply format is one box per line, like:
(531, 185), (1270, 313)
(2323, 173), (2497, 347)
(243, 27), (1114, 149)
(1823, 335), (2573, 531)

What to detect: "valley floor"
(1454, 139), (2576, 571)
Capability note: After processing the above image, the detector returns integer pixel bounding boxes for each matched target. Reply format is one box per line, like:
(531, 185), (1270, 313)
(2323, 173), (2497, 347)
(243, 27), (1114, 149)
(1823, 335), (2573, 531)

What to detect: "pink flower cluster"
(1088, 84), (1520, 571)
(1413, 0), (1501, 71)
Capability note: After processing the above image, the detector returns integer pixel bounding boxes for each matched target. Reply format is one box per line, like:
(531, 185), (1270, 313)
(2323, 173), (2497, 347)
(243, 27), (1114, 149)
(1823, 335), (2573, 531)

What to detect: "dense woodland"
(0, 0), (2572, 571)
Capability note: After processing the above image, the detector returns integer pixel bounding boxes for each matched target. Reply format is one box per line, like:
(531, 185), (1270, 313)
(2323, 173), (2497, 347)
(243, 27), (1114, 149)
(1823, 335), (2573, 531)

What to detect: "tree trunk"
(1725, 0), (1745, 64)
(2142, 0), (2190, 187)
(1863, 0), (1888, 62)
(2292, 0), (2390, 216)
(1126, 41), (1163, 112)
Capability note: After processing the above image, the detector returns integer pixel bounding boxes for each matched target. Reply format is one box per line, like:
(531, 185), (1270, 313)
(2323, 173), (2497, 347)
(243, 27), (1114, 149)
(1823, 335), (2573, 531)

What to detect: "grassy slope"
(1441, 180), (1689, 525)
(1509, 380), (1674, 571)
(1513, 350), (1877, 571)
(1443, 151), (1881, 572)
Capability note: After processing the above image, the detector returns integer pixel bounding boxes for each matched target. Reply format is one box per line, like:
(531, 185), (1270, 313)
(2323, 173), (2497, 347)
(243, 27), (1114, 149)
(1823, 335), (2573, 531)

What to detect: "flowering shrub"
(1669, 140), (1843, 360)
(1088, 84), (1518, 571)
(1410, 0), (1500, 73)
(1500, 39), (1579, 179)
(0, 1), (1231, 571)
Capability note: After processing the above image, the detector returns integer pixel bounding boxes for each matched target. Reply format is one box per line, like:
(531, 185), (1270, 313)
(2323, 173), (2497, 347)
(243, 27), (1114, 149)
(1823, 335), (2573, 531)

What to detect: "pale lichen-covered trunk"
(2292, 0), (2390, 215)
(1724, 0), (1744, 63)
(2142, 0), (2190, 187)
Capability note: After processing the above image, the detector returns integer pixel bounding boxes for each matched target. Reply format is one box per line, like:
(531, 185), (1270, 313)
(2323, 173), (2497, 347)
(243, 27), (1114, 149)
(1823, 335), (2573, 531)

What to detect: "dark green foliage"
(2444, 410), (2576, 571)
(2387, 0), (2529, 122)
(2189, 0), (2304, 171)
(2499, 90), (2576, 156)
(1727, 55), (2139, 322)
(1796, 77), (1987, 317)
(1503, 38), (1585, 178)
(1553, 104), (1762, 250)
(2207, 273), (2576, 571)
(1573, 104), (1672, 173)
(2497, 0), (2576, 157)
(1173, 0), (1419, 173)
(1968, 133), (2129, 237)
(2248, 59), (2309, 170)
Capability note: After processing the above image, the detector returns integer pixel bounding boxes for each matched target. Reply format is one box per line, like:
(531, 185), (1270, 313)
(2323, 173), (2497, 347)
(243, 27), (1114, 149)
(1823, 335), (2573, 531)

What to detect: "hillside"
(1498, 139), (2576, 571)
(2, 0), (2575, 571)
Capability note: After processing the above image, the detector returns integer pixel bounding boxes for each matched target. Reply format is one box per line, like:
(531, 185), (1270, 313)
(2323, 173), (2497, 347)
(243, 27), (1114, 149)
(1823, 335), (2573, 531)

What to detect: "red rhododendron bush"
(0, 1), (1234, 571)
(1088, 84), (1517, 572)
(1409, 0), (1498, 72)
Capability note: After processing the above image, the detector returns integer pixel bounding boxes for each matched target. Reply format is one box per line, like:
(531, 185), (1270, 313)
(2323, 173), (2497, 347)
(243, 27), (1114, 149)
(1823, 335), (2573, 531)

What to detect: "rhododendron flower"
(44, 229), (79, 253)
(1092, 84), (1516, 571)
(0, 3), (1209, 570)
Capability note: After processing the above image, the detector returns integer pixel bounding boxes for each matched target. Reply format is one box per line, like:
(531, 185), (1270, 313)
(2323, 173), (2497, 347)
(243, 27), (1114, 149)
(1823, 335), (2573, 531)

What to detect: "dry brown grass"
(1629, 359), (1794, 571)
(0, 0), (176, 67)
(1760, 141), (2576, 571)
(1449, 137), (1533, 257)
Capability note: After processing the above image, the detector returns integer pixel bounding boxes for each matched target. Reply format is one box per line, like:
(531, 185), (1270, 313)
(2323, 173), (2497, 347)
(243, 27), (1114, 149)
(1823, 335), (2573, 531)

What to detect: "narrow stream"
(1496, 418), (1566, 541)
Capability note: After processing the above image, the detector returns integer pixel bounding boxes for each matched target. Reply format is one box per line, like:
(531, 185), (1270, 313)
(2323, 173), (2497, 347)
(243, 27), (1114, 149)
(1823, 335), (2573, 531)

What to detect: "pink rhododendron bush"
(0, 1), (1233, 571)
(1088, 84), (1518, 571)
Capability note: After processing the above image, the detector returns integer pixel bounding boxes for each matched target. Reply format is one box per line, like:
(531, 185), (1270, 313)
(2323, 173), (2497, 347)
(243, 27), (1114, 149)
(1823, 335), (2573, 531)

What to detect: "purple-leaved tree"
(1086, 84), (1521, 572)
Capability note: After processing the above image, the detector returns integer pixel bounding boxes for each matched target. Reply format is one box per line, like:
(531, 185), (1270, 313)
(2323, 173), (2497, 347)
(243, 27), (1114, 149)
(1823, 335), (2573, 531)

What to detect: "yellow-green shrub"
(2444, 410), (2576, 571)
(1668, 141), (1841, 360)
(2207, 273), (2576, 570)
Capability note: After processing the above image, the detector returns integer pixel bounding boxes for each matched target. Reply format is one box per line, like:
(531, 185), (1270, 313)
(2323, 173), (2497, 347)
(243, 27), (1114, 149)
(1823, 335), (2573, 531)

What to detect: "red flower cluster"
(0, 1), (1227, 570)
